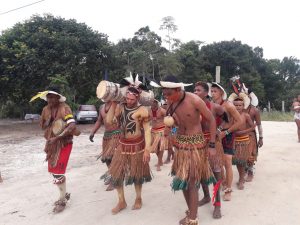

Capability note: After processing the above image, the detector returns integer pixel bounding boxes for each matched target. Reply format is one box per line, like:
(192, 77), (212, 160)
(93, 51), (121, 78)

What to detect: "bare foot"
(245, 173), (253, 182)
(223, 189), (232, 201)
(237, 181), (244, 190)
(111, 202), (127, 215)
(106, 183), (114, 191)
(179, 210), (189, 225)
(198, 196), (211, 206)
(132, 198), (142, 210)
(213, 206), (222, 219)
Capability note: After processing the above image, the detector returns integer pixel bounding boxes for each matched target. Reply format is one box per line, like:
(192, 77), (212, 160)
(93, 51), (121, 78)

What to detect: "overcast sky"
(1, 0), (299, 60)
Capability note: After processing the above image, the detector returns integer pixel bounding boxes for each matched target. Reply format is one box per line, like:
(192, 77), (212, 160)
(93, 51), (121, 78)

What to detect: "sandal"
(53, 200), (66, 213)
(54, 193), (71, 206)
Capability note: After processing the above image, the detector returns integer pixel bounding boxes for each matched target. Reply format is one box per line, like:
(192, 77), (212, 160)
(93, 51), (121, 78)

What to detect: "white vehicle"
(75, 105), (98, 123)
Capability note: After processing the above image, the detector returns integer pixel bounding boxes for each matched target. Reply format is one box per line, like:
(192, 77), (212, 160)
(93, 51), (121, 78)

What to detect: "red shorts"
(48, 143), (72, 174)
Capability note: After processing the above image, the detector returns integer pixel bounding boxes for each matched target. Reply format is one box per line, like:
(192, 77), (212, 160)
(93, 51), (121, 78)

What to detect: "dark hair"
(127, 86), (140, 95)
(233, 98), (243, 102)
(195, 81), (209, 92)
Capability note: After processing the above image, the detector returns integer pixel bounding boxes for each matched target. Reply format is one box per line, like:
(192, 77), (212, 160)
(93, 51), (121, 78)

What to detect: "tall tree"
(0, 14), (114, 117)
(159, 16), (179, 51)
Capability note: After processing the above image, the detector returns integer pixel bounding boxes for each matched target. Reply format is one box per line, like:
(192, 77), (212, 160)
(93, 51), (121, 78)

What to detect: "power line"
(0, 0), (46, 16)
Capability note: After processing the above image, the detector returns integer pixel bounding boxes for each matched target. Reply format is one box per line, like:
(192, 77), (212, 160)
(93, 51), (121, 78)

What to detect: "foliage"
(1, 15), (300, 118)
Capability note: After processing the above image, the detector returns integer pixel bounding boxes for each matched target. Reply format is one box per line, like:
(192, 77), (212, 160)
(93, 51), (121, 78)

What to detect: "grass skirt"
(248, 131), (258, 162)
(151, 126), (168, 153)
(232, 135), (251, 166)
(100, 130), (121, 163)
(204, 132), (224, 172)
(109, 136), (152, 187)
(171, 133), (215, 191)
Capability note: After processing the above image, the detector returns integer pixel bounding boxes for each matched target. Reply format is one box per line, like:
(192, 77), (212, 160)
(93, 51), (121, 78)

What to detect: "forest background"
(0, 15), (299, 118)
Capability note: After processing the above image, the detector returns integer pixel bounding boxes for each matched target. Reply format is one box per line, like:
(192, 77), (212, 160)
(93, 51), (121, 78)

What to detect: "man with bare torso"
(106, 86), (151, 215)
(245, 103), (263, 182)
(194, 81), (224, 219)
(232, 96), (255, 190)
(292, 95), (300, 142)
(89, 101), (121, 191)
(211, 83), (243, 201)
(161, 75), (216, 225)
(149, 100), (167, 171)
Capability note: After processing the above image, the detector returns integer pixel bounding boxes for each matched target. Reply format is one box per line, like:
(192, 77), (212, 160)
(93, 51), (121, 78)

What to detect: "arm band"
(258, 124), (263, 138)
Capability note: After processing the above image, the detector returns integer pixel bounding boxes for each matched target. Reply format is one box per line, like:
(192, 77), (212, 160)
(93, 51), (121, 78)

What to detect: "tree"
(0, 14), (115, 117)
(159, 16), (179, 51)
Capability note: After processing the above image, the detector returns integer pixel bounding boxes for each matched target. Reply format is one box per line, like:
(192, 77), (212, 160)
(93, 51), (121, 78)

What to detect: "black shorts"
(222, 132), (235, 155)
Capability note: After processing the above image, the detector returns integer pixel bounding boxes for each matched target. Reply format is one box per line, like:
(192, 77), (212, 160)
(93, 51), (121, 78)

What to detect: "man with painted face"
(210, 83), (242, 201)
(106, 86), (152, 215)
(194, 81), (224, 219)
(160, 75), (216, 225)
(38, 86), (79, 213)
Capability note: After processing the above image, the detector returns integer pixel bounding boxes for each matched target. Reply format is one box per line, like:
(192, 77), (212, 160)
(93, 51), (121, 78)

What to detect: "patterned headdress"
(230, 75), (258, 107)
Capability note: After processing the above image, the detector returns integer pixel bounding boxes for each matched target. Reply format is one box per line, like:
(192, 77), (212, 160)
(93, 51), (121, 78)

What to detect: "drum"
(96, 80), (124, 102)
(52, 119), (66, 136)
(139, 90), (154, 106)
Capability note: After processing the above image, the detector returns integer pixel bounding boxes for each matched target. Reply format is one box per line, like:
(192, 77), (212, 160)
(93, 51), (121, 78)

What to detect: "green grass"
(261, 111), (294, 122)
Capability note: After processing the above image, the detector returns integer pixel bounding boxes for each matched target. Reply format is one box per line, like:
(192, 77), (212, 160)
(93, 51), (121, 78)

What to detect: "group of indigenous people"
(30, 74), (264, 225)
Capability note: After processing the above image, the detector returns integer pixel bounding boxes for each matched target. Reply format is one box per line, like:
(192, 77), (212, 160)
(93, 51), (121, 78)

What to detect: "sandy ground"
(0, 120), (299, 225)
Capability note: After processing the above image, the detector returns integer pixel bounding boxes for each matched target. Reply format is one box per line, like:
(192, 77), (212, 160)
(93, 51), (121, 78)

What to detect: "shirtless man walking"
(89, 101), (121, 191)
(194, 81), (224, 219)
(244, 99), (263, 182)
(149, 100), (167, 171)
(232, 95), (255, 190)
(211, 83), (242, 201)
(161, 75), (216, 225)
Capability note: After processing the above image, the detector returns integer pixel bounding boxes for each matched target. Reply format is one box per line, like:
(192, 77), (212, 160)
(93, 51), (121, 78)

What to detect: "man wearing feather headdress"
(194, 81), (224, 219)
(105, 73), (154, 215)
(160, 75), (216, 225)
(230, 76), (263, 182)
(228, 92), (255, 190)
(30, 86), (80, 213)
(210, 82), (243, 201)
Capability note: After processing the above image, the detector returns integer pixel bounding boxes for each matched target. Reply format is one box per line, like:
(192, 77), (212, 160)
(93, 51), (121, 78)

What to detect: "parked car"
(75, 105), (98, 123)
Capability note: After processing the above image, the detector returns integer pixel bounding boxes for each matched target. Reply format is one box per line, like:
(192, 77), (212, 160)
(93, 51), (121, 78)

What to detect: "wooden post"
(268, 101), (271, 112)
(215, 66), (221, 83)
(282, 101), (285, 112)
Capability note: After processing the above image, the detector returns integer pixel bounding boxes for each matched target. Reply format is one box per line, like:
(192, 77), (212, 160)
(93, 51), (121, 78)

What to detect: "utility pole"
(216, 66), (221, 83)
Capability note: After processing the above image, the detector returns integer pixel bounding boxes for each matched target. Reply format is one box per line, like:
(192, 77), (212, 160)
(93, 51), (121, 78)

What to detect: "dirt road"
(0, 120), (299, 225)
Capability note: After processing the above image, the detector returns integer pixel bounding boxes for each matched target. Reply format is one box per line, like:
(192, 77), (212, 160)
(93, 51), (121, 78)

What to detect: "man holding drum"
(37, 87), (79, 213)
(105, 85), (152, 215)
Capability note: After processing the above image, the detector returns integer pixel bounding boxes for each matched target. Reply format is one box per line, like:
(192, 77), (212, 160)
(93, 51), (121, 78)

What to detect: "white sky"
(1, 0), (299, 59)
